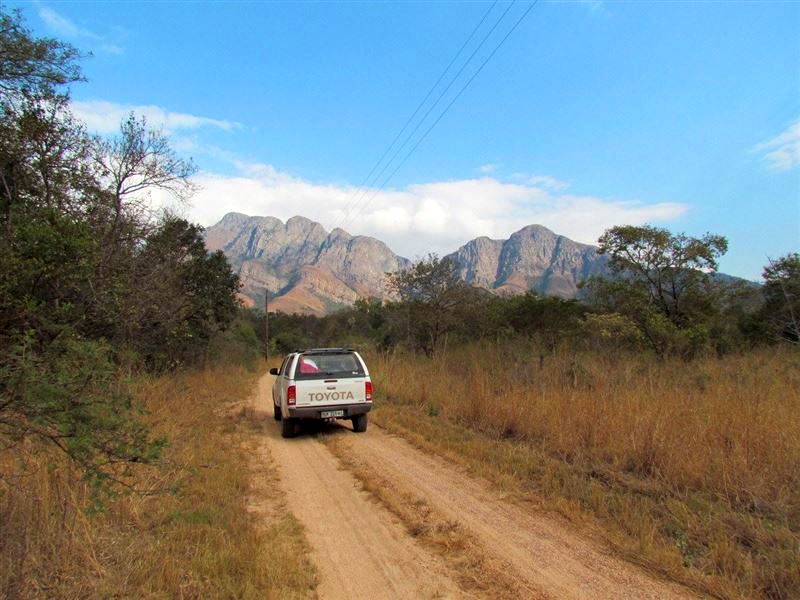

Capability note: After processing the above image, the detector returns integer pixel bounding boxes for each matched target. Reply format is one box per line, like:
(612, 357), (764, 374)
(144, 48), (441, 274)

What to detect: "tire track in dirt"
(250, 374), (465, 600)
(328, 423), (699, 600)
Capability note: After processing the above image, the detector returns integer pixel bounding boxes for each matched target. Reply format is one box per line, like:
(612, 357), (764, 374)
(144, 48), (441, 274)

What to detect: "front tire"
(352, 413), (368, 433)
(281, 418), (296, 438)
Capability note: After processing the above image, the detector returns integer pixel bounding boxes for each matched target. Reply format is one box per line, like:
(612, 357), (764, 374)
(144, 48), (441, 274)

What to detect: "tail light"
(287, 385), (296, 406)
(365, 381), (373, 402)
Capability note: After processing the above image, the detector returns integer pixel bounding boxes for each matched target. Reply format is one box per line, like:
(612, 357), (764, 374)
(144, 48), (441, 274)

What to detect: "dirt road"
(252, 374), (464, 599)
(250, 374), (695, 600)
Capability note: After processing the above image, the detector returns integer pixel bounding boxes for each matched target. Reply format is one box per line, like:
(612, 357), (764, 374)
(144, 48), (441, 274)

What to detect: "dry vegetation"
(0, 366), (316, 599)
(369, 343), (800, 600)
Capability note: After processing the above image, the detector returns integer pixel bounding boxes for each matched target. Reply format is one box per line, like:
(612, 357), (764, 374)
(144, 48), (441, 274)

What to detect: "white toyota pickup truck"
(269, 348), (373, 438)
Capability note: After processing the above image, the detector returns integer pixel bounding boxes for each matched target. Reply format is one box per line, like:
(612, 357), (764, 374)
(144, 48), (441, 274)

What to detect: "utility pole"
(264, 288), (269, 361)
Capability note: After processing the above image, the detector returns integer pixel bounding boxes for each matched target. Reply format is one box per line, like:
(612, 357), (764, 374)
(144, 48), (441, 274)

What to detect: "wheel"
(273, 402), (282, 421)
(281, 418), (296, 438)
(352, 413), (368, 433)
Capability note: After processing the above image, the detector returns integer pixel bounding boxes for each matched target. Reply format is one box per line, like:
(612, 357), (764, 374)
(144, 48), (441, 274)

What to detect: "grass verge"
(368, 344), (799, 600)
(0, 365), (317, 599)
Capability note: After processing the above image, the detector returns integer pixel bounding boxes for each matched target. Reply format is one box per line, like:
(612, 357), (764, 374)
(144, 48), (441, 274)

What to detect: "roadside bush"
(208, 315), (263, 371)
(581, 312), (643, 350)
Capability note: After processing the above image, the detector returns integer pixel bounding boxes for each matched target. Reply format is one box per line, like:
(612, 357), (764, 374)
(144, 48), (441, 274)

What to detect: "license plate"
(321, 410), (344, 418)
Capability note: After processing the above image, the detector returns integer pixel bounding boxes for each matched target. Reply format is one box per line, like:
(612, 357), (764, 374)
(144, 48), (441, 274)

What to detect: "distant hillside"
(206, 213), (757, 315)
(205, 213), (620, 315)
(205, 213), (620, 314)
(204, 213), (410, 315)
(445, 224), (609, 298)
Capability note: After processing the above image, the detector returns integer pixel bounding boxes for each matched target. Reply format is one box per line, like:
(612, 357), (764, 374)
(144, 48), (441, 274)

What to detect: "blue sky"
(12, 0), (800, 280)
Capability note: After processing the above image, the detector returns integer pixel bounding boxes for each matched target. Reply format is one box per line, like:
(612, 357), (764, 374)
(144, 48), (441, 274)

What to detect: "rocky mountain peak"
(205, 213), (612, 314)
(447, 223), (607, 298)
(328, 227), (353, 241)
(217, 211), (249, 226)
(513, 223), (558, 237)
(204, 214), (410, 315)
(285, 214), (322, 234)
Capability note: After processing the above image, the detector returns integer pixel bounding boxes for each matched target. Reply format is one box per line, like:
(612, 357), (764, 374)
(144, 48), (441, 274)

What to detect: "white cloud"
(100, 44), (124, 55)
(155, 162), (688, 259)
(478, 163), (498, 174)
(37, 5), (124, 55)
(38, 6), (82, 37)
(755, 119), (800, 171)
(512, 173), (570, 191)
(71, 100), (240, 134)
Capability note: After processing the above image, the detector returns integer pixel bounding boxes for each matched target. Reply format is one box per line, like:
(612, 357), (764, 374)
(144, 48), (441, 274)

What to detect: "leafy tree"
(0, 8), (82, 99)
(121, 217), (240, 369)
(0, 6), (241, 487)
(353, 297), (385, 329)
(760, 253), (800, 344)
(581, 312), (644, 350)
(386, 254), (480, 355)
(0, 9), (87, 238)
(598, 225), (728, 325)
(207, 312), (263, 371)
(492, 291), (585, 349)
(587, 225), (729, 357)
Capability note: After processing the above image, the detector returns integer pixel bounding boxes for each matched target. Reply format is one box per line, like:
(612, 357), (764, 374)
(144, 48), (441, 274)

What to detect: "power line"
(333, 1), (509, 234)
(332, 0), (500, 233)
(337, 0), (517, 232)
(340, 0), (539, 233)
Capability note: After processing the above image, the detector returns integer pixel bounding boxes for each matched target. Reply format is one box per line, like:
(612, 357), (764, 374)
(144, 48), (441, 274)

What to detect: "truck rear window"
(293, 353), (365, 380)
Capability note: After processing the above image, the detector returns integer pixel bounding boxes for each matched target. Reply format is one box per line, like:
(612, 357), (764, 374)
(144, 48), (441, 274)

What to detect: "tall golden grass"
(0, 366), (316, 599)
(370, 343), (800, 599)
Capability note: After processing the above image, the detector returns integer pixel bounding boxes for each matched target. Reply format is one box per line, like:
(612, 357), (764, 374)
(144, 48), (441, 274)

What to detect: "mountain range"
(204, 213), (610, 315)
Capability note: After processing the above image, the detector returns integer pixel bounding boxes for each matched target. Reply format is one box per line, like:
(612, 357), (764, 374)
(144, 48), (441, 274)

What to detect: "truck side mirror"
(269, 367), (279, 376)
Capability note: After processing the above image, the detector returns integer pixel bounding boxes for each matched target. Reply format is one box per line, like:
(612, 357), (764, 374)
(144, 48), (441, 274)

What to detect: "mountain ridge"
(205, 213), (411, 314)
(204, 213), (610, 315)
(448, 224), (609, 297)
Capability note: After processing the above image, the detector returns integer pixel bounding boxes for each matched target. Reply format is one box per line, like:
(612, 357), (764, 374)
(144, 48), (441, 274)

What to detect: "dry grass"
(369, 342), (800, 600)
(0, 365), (316, 599)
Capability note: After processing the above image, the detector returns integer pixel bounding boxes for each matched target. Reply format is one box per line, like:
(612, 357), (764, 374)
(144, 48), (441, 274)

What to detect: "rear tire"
(273, 403), (282, 421)
(352, 413), (368, 433)
(281, 418), (296, 438)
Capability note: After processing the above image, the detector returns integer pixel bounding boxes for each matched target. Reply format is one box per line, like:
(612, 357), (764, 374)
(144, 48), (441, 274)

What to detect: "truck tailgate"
(296, 377), (366, 407)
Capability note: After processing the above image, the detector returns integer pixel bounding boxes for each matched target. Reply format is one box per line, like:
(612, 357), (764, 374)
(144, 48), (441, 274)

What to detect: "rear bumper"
(287, 403), (372, 420)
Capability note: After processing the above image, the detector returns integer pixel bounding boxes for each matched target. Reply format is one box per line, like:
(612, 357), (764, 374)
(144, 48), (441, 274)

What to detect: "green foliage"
(488, 291), (585, 347)
(0, 332), (166, 487)
(704, 277), (765, 354)
(0, 8), (83, 98)
(121, 217), (240, 370)
(597, 225), (727, 324)
(0, 7), (242, 487)
(760, 253), (800, 343)
(207, 314), (263, 371)
(581, 312), (643, 350)
(587, 225), (732, 357)
(386, 254), (487, 355)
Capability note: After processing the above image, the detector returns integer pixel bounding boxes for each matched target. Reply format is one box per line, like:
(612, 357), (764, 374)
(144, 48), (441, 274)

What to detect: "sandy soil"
(250, 374), (697, 600)
(331, 422), (697, 600)
(251, 374), (465, 600)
